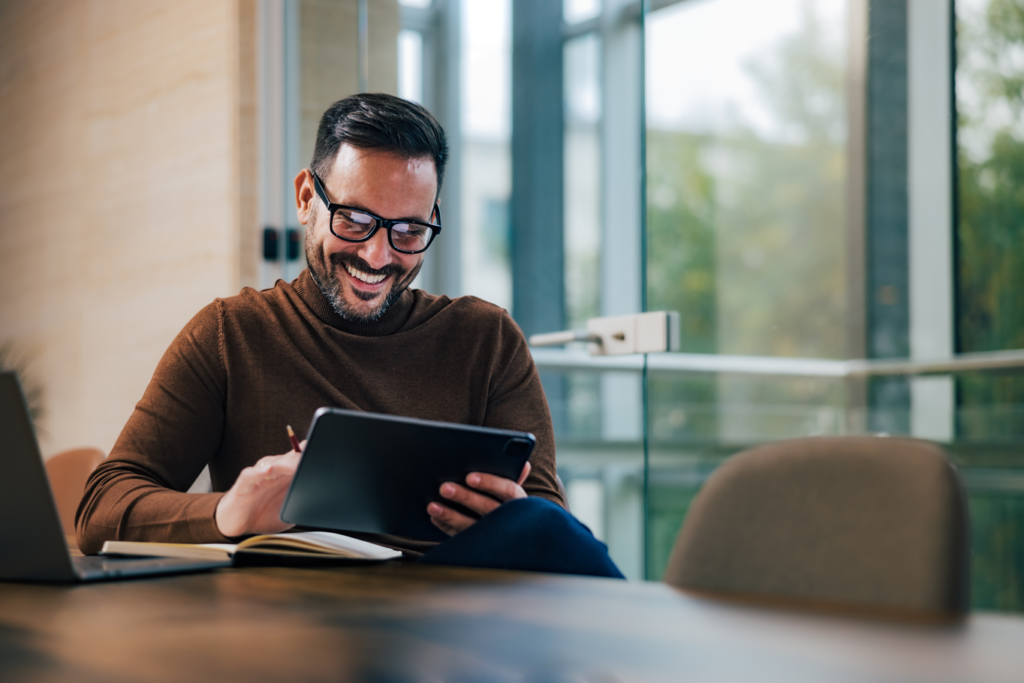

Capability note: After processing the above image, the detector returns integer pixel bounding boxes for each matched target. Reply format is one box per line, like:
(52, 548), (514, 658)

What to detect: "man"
(77, 94), (621, 578)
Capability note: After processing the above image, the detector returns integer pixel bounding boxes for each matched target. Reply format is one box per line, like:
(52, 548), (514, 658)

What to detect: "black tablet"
(280, 408), (536, 542)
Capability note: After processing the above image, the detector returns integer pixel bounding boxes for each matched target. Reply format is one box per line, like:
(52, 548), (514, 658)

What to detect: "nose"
(355, 227), (393, 270)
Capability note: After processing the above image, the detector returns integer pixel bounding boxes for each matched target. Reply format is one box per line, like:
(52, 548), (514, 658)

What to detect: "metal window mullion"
(845, 0), (869, 432)
(282, 0), (302, 282)
(908, 0), (955, 442)
(257, 0), (287, 290)
(597, 0), (645, 582)
(416, 0), (461, 299)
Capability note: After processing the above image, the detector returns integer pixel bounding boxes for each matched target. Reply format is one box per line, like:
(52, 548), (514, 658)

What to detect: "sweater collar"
(292, 269), (415, 336)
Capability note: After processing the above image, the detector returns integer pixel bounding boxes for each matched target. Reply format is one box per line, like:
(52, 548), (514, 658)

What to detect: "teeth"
(345, 264), (386, 284)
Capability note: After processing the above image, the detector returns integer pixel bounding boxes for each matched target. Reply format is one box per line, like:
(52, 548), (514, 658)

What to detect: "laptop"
(0, 371), (231, 582)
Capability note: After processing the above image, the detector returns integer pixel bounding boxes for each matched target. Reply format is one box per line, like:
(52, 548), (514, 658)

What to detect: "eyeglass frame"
(311, 171), (442, 254)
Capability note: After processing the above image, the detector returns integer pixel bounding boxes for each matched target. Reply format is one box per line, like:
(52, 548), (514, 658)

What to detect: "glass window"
(559, 31), (616, 565)
(564, 0), (601, 25)
(398, 30), (423, 104)
(397, 0), (1024, 602)
(647, 0), (848, 360)
(564, 32), (602, 332)
(644, 0), (850, 580)
(460, 0), (513, 310)
(954, 0), (1024, 611)
(955, 0), (1024, 438)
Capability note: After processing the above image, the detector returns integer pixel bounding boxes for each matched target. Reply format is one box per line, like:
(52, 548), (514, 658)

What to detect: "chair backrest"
(663, 436), (969, 618)
(44, 447), (105, 540)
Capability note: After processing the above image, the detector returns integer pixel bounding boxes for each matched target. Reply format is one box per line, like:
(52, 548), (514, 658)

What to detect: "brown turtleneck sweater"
(76, 270), (561, 556)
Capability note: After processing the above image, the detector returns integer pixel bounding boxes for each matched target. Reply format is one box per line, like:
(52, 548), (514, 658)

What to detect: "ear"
(295, 169), (316, 226)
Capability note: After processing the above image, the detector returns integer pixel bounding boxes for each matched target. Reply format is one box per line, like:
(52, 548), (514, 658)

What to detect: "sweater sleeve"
(482, 311), (565, 509)
(76, 301), (234, 554)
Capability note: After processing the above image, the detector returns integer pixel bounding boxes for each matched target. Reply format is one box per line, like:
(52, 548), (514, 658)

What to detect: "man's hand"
(427, 461), (532, 536)
(214, 443), (304, 538)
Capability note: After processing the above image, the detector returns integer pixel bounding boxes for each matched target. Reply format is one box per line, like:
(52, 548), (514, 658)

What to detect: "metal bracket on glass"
(529, 311), (680, 356)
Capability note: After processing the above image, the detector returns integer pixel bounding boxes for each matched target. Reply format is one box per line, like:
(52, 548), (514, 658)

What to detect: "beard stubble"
(305, 214), (423, 322)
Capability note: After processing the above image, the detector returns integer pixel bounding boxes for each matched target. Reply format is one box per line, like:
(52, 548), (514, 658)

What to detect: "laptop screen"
(0, 371), (77, 581)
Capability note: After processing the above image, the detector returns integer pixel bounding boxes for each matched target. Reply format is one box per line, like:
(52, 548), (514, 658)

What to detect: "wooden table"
(1, 562), (1023, 682)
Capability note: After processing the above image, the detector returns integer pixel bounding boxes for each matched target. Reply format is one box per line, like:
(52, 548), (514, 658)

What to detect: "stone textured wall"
(0, 0), (258, 457)
(0, 0), (397, 459)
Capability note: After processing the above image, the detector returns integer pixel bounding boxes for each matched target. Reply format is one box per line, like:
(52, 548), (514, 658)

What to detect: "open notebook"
(101, 531), (402, 563)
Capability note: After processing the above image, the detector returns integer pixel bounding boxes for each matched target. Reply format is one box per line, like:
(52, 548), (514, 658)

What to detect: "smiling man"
(76, 94), (622, 578)
(303, 144), (434, 323)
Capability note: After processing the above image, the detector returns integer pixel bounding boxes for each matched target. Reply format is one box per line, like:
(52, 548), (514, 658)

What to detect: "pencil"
(286, 425), (303, 453)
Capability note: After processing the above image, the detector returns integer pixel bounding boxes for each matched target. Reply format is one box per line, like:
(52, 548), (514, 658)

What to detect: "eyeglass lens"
(331, 208), (434, 253)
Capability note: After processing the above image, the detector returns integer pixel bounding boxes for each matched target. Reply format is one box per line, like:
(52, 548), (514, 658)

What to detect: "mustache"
(328, 251), (406, 278)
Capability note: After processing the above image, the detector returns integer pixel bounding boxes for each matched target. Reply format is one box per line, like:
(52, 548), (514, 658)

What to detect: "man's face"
(297, 144), (438, 322)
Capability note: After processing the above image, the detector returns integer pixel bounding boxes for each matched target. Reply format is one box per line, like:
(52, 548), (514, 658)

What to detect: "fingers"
(429, 468), (530, 536)
(240, 464), (287, 492)
(427, 463), (533, 536)
(216, 452), (301, 538)
(464, 472), (527, 503)
(250, 451), (301, 481)
(427, 501), (474, 536)
(438, 482), (502, 518)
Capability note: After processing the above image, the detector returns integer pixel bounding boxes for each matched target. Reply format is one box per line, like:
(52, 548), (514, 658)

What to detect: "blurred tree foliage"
(969, 491), (1024, 610)
(955, 0), (1024, 613)
(956, 0), (1024, 438)
(646, 2), (846, 361)
(643, 0), (1024, 608)
(646, 131), (718, 354)
(645, 2), (846, 451)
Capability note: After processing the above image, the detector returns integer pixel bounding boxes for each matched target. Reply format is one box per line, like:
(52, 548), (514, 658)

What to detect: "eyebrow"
(316, 173), (433, 223)
(342, 204), (433, 224)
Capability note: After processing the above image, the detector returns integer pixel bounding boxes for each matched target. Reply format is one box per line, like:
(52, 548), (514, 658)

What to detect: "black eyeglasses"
(312, 172), (442, 254)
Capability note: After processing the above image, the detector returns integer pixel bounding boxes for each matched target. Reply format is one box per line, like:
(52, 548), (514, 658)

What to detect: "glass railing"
(539, 348), (1024, 611)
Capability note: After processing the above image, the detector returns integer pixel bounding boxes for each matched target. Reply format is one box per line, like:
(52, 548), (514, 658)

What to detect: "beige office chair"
(663, 436), (969, 619)
(44, 447), (105, 544)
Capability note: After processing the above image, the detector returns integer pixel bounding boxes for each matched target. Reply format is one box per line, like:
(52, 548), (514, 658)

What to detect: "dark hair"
(310, 93), (448, 195)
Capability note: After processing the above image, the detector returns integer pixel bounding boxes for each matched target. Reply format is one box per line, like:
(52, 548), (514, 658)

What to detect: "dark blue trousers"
(417, 497), (625, 579)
